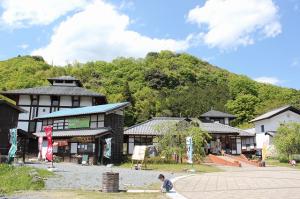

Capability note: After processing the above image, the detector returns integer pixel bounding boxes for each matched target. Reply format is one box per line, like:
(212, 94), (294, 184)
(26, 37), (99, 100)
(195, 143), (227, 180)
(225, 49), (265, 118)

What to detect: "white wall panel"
(18, 95), (31, 105)
(60, 96), (72, 106)
(80, 97), (92, 107)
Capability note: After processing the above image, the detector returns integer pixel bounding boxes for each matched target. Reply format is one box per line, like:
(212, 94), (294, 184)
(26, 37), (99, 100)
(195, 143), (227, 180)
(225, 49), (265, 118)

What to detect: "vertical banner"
(44, 126), (53, 161)
(38, 137), (43, 160)
(8, 128), (17, 161)
(186, 136), (193, 164)
(104, 138), (112, 159)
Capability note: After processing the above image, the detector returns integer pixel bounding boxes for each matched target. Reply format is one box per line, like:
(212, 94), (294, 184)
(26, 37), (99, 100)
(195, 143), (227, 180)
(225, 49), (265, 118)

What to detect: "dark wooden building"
(0, 100), (26, 155)
(34, 102), (130, 164)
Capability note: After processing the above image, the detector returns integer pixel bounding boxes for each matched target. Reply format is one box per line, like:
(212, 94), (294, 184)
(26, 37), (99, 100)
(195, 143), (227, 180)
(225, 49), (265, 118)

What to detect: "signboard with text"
(68, 117), (90, 129)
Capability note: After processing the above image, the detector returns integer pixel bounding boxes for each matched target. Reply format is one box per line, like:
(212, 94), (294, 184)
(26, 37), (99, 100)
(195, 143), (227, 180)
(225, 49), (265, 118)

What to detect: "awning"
(33, 128), (111, 138)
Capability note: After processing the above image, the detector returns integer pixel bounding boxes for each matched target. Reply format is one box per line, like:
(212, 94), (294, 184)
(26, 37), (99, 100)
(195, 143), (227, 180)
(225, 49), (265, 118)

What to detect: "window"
(51, 96), (60, 112)
(90, 114), (104, 129)
(77, 143), (94, 153)
(31, 95), (38, 105)
(72, 96), (80, 107)
(55, 80), (63, 84)
(30, 106), (38, 119)
(65, 80), (73, 84)
(261, 125), (265, 132)
(28, 121), (36, 133)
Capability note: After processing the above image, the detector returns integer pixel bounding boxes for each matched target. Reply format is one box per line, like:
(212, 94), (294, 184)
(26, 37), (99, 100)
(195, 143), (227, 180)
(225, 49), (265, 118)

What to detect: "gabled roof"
(1, 86), (105, 98)
(250, 105), (300, 122)
(0, 100), (27, 113)
(124, 117), (252, 136)
(200, 110), (236, 118)
(35, 102), (130, 119)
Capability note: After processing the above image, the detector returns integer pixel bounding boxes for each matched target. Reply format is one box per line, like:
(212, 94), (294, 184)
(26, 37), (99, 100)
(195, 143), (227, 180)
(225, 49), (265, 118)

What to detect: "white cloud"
(187, 0), (282, 49)
(254, 76), (281, 85)
(0, 0), (89, 27)
(32, 0), (189, 65)
(18, 44), (29, 49)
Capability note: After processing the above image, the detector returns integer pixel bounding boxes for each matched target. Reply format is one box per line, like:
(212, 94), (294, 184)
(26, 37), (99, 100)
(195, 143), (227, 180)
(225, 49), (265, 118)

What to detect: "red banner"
(44, 126), (53, 161)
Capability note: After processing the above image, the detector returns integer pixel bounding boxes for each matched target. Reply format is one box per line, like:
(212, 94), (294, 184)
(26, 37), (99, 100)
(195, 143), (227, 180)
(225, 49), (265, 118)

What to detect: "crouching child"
(158, 174), (173, 192)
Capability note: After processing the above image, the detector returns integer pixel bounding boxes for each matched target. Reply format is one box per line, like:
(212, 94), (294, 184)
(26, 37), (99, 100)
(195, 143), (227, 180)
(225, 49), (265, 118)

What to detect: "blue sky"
(0, 0), (299, 89)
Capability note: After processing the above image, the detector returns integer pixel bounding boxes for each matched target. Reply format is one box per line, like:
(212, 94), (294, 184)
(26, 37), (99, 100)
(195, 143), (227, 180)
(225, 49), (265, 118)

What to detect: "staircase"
(208, 154), (241, 167)
(224, 154), (263, 167)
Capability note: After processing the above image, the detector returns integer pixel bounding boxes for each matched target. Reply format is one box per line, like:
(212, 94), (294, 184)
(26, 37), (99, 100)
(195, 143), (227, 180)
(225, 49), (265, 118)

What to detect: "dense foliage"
(1, 52), (300, 127)
(273, 123), (300, 159)
(156, 120), (211, 163)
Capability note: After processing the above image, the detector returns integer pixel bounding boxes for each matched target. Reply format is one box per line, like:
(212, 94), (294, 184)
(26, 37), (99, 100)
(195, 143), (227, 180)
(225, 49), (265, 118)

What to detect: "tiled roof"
(35, 102), (130, 119)
(0, 99), (27, 113)
(124, 117), (252, 136)
(1, 86), (104, 97)
(199, 122), (250, 136)
(47, 76), (82, 87)
(200, 110), (236, 118)
(250, 105), (300, 122)
(33, 128), (111, 137)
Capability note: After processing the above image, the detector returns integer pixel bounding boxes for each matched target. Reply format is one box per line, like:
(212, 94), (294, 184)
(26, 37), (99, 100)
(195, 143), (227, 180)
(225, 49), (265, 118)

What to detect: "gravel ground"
(26, 163), (181, 190)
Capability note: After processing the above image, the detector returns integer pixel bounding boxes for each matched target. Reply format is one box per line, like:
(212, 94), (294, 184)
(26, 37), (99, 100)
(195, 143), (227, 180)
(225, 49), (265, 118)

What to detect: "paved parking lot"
(175, 166), (300, 199)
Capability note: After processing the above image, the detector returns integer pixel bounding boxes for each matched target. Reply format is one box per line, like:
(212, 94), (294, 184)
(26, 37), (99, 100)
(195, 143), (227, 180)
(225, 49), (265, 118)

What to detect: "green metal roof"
(35, 102), (130, 119)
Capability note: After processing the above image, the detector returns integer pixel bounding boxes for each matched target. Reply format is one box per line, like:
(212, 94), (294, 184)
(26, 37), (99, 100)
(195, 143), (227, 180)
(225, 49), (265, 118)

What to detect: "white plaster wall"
(254, 111), (300, 134)
(18, 121), (28, 131)
(38, 107), (51, 117)
(18, 95), (31, 105)
(80, 97), (92, 107)
(18, 106), (30, 120)
(39, 96), (51, 106)
(60, 96), (72, 106)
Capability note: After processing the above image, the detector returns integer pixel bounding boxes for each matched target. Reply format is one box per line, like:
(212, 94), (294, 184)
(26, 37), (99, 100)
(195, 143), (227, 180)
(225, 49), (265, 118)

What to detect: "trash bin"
(102, 172), (119, 192)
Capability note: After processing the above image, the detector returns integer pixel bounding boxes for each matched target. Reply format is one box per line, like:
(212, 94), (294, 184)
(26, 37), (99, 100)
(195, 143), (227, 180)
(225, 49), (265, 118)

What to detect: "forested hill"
(1, 51), (300, 127)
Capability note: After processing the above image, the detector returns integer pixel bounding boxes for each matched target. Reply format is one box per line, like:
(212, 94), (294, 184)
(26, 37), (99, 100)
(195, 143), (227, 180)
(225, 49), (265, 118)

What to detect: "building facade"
(124, 117), (255, 155)
(1, 76), (107, 134)
(251, 105), (300, 149)
(34, 102), (129, 164)
(0, 100), (26, 155)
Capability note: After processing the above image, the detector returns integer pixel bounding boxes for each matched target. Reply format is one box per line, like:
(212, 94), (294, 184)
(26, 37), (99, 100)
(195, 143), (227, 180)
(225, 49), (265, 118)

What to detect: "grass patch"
(0, 164), (53, 195)
(265, 159), (300, 169)
(119, 163), (222, 173)
(126, 182), (161, 190)
(14, 190), (167, 199)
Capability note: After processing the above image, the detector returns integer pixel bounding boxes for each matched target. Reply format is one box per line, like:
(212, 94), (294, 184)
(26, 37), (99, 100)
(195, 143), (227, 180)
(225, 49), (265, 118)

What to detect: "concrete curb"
(166, 174), (195, 199)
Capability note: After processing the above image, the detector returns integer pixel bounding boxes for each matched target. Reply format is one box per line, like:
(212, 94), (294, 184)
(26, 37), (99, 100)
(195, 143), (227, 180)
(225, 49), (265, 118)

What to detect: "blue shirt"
(163, 179), (173, 192)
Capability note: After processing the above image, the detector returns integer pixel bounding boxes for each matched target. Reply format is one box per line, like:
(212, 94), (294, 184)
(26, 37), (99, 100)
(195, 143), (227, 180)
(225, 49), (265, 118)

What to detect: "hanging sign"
(44, 126), (53, 161)
(104, 138), (112, 159)
(186, 136), (193, 164)
(8, 128), (17, 161)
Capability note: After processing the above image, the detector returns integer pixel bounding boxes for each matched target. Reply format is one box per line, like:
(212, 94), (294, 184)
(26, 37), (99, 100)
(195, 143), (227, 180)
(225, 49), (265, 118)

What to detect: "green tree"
(273, 122), (300, 159)
(226, 94), (260, 124)
(157, 120), (210, 163)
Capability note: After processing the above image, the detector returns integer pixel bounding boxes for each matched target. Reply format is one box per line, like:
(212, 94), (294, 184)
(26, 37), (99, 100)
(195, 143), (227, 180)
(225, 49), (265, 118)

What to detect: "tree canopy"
(1, 52), (300, 127)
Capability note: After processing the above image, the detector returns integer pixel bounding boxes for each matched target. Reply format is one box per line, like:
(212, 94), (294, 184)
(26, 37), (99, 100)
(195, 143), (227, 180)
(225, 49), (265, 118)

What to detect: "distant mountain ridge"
(1, 51), (299, 127)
